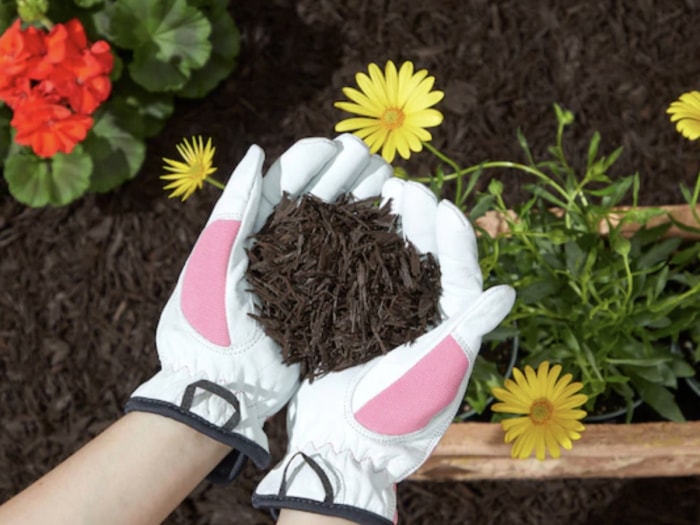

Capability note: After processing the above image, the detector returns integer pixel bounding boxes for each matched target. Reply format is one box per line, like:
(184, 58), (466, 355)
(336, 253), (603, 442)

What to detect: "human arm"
(0, 411), (230, 525)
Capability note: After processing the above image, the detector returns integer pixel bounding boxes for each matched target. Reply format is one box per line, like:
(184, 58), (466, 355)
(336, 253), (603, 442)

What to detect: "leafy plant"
(0, 0), (240, 207)
(419, 105), (700, 422)
(332, 59), (700, 423)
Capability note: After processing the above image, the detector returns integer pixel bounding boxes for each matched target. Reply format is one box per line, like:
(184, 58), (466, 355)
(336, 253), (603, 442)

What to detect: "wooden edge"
(409, 421), (700, 481)
(474, 204), (700, 240)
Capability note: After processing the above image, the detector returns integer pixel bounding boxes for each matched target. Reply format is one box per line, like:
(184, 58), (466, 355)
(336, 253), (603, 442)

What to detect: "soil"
(2, 0), (700, 523)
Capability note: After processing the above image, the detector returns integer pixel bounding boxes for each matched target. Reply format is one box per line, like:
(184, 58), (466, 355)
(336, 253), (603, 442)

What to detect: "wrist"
(278, 509), (361, 525)
(126, 368), (272, 469)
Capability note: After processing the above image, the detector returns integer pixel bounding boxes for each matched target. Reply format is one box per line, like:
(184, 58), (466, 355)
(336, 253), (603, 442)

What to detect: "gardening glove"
(252, 179), (515, 524)
(125, 134), (392, 483)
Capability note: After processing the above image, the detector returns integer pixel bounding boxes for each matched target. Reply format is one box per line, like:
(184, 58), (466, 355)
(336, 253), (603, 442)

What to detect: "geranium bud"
(16, 0), (49, 24)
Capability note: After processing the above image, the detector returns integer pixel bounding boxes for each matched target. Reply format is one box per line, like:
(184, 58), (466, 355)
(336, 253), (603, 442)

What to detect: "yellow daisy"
(491, 361), (588, 461)
(667, 91), (700, 141)
(334, 60), (444, 163)
(161, 136), (218, 201)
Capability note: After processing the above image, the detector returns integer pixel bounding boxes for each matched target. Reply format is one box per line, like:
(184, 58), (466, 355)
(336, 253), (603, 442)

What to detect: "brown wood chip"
(245, 193), (442, 380)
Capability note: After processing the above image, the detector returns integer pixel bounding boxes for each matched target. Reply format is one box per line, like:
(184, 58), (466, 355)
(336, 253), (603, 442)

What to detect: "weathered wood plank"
(410, 422), (700, 481)
(475, 204), (700, 240)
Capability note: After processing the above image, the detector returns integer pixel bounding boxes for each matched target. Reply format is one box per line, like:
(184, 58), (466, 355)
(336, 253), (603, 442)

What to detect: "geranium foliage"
(0, 0), (239, 207)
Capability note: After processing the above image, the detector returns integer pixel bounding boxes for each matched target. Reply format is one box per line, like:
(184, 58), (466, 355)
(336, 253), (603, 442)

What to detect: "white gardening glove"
(125, 134), (391, 482)
(253, 179), (515, 524)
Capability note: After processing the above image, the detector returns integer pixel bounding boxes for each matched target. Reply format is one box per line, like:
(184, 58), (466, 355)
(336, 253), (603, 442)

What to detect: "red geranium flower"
(0, 76), (34, 109)
(0, 19), (45, 92)
(11, 93), (93, 158)
(0, 17), (113, 158)
(51, 41), (114, 114)
(34, 19), (113, 114)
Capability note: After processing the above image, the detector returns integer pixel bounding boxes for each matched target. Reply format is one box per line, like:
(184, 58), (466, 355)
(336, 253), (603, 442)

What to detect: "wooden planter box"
(409, 204), (700, 481)
(411, 421), (700, 480)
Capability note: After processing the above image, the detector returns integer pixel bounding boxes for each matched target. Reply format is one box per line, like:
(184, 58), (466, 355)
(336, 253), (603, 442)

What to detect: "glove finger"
(209, 145), (265, 223)
(303, 134), (371, 202)
(180, 145), (265, 347)
(396, 181), (438, 255)
(255, 138), (339, 231)
(351, 285), (514, 436)
(380, 177), (405, 214)
(450, 284), (515, 349)
(436, 200), (483, 317)
(349, 154), (392, 201)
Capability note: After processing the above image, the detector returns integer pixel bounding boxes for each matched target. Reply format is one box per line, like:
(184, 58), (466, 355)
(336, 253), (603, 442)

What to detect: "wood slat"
(410, 422), (700, 481)
(474, 204), (700, 240)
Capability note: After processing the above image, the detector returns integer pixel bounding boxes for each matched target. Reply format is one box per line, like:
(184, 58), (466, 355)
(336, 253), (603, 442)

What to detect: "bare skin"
(0, 412), (230, 525)
(278, 510), (357, 525)
(0, 412), (358, 525)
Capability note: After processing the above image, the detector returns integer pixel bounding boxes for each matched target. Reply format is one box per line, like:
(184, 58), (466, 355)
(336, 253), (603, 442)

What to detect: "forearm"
(0, 411), (231, 525)
(278, 509), (359, 525)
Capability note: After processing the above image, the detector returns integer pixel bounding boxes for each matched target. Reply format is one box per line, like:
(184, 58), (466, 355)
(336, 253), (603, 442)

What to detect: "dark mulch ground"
(2, 0), (700, 523)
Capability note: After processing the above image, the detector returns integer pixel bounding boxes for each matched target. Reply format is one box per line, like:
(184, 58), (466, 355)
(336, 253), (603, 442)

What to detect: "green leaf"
(586, 131), (600, 174)
(635, 237), (681, 269)
(468, 193), (495, 220)
(588, 175), (633, 206)
(524, 183), (567, 208)
(463, 356), (500, 415)
(518, 278), (560, 304)
(117, 79), (175, 137)
(651, 265), (670, 301)
(73, 0), (103, 7)
(670, 358), (695, 378)
(633, 378), (685, 422)
(83, 101), (146, 193)
(565, 239), (585, 276)
(607, 357), (669, 367)
(0, 3), (15, 33)
(426, 165), (444, 199)
(106, 0), (213, 92)
(516, 128), (535, 166)
(4, 147), (92, 207)
(179, 8), (239, 98)
(0, 104), (10, 169)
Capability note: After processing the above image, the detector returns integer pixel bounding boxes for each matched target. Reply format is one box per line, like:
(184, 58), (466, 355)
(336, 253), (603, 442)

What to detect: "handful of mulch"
(245, 193), (442, 380)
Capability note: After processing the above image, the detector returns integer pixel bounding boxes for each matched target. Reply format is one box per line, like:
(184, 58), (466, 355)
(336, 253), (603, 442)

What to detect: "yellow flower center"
(380, 107), (405, 130)
(186, 162), (208, 182)
(529, 398), (554, 425)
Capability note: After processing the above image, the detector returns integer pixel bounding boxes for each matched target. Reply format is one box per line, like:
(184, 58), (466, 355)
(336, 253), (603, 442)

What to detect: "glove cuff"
(252, 447), (396, 525)
(126, 368), (272, 471)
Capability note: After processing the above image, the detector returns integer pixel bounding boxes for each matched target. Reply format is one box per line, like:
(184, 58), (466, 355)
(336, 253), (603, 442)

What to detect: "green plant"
(412, 105), (700, 422)
(0, 0), (240, 207)
(332, 59), (700, 422)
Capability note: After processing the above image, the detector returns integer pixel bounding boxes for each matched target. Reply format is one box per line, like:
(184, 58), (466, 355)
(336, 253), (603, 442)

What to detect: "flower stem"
(422, 142), (463, 198)
(205, 177), (225, 190)
(410, 159), (569, 203)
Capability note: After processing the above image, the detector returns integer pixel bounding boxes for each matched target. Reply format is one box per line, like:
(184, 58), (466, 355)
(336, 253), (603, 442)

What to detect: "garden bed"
(417, 203), (700, 481)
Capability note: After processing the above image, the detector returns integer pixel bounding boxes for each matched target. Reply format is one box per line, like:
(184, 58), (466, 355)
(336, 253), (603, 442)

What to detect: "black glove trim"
(125, 396), (270, 472)
(251, 494), (394, 525)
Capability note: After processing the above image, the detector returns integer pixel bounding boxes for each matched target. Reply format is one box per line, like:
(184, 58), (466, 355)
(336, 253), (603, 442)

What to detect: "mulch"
(2, 0), (700, 523)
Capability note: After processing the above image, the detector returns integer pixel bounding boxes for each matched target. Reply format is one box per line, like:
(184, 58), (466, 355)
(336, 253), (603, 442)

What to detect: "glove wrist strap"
(253, 447), (396, 525)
